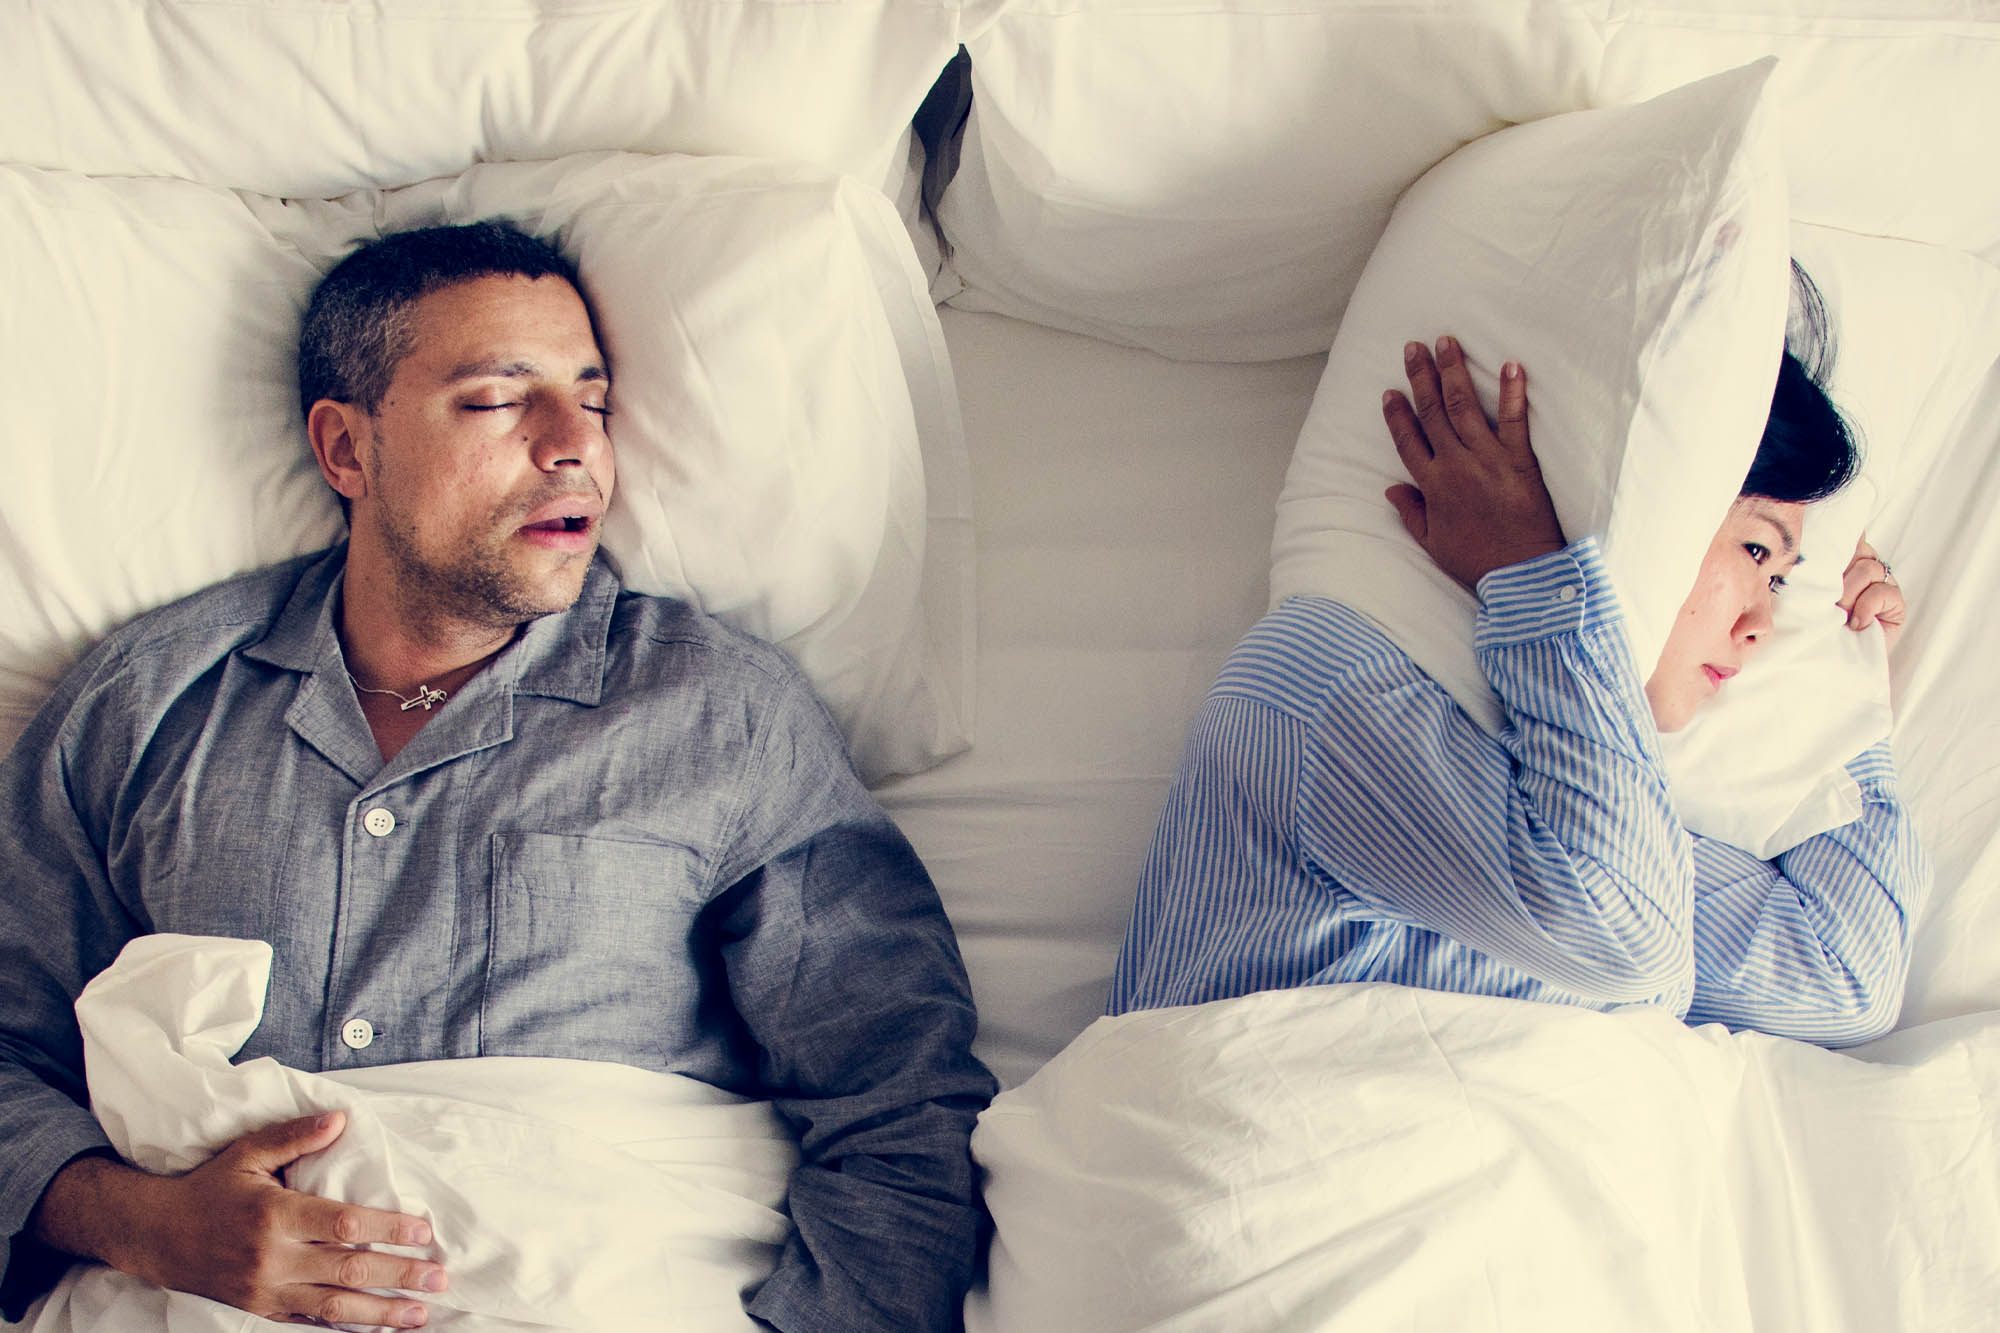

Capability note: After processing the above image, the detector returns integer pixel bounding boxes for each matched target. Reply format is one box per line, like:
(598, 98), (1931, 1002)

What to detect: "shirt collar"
(242, 544), (618, 707)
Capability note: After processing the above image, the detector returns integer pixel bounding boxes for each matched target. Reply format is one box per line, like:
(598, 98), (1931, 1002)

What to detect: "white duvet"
(966, 984), (2000, 1333)
(21, 935), (798, 1332)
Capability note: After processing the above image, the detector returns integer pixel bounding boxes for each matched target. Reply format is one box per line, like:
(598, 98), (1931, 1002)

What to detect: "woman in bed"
(1108, 283), (1925, 1048)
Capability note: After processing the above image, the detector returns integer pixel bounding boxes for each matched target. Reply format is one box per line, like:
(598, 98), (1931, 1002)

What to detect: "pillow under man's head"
(0, 153), (971, 785)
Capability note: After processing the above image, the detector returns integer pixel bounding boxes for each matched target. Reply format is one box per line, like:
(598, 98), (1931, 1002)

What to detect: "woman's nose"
(1736, 586), (1777, 644)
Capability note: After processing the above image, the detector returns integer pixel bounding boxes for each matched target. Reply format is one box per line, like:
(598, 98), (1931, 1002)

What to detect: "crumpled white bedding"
(20, 935), (798, 1332)
(965, 984), (2000, 1333)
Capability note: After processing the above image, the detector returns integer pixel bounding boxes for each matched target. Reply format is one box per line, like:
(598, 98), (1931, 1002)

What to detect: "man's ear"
(307, 399), (371, 503)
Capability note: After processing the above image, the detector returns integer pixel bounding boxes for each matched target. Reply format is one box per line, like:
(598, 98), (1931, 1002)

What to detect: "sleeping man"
(0, 222), (996, 1331)
(1109, 322), (1927, 1048)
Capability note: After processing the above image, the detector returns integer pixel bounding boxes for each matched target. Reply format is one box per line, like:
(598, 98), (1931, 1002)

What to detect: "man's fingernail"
(1502, 361), (1521, 381)
(1436, 335), (1458, 359)
(1404, 340), (1424, 365)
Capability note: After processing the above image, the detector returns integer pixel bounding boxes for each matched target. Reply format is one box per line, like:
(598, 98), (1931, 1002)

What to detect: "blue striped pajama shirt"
(1108, 541), (1927, 1047)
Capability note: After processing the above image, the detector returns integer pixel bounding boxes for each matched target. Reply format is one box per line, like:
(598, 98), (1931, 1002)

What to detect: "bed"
(3, 2), (1997, 1330)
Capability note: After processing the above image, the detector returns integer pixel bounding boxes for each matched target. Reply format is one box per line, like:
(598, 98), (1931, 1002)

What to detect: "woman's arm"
(1685, 744), (1928, 1045)
(1296, 338), (1695, 1002)
(1296, 539), (1698, 1003)
(1686, 543), (1923, 1045)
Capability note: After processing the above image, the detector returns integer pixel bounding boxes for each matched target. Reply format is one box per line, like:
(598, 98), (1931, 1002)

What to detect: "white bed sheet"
(21, 935), (797, 1332)
(1875, 356), (2000, 1029)
(876, 309), (1326, 1087)
(965, 985), (2000, 1333)
(892, 308), (2000, 1088)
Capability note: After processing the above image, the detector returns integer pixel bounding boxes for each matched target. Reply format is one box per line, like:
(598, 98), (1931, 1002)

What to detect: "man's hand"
(30, 1111), (446, 1329)
(1382, 336), (1566, 591)
(1838, 534), (1906, 654)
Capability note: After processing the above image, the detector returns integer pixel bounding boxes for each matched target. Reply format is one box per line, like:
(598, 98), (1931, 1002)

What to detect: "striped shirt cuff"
(1845, 739), (1899, 791)
(1474, 539), (1621, 649)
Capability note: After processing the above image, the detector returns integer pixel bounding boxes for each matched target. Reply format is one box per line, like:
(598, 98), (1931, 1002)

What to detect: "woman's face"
(1646, 496), (1807, 732)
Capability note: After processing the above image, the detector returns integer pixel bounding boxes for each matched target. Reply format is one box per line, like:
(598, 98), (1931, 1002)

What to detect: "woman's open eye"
(1768, 573), (1788, 594)
(1743, 542), (1770, 565)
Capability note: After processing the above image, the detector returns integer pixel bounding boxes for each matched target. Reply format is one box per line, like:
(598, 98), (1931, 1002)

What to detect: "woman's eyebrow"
(1752, 511), (1799, 557)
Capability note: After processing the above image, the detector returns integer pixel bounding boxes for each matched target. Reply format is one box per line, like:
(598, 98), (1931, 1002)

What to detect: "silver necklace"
(347, 670), (448, 712)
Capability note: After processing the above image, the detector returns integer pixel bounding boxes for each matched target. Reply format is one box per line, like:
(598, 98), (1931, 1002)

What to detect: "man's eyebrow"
(445, 358), (609, 384)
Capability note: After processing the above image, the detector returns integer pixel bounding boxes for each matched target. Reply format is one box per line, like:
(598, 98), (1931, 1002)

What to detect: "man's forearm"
(18, 1112), (445, 1328)
(28, 1151), (143, 1270)
(750, 1144), (984, 1333)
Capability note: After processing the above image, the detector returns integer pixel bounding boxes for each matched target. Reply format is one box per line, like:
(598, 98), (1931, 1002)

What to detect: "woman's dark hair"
(1740, 261), (1860, 503)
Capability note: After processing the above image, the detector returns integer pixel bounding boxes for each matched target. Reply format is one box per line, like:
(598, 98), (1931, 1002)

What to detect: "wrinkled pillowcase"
(0, 151), (971, 784)
(939, 0), (2000, 360)
(1658, 222), (2000, 855)
(0, 0), (959, 198)
(1271, 61), (1813, 848)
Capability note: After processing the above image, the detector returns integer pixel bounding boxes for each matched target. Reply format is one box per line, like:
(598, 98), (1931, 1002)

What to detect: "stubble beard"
(372, 491), (595, 636)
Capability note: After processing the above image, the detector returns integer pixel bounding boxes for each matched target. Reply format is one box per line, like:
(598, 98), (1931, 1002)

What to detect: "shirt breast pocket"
(483, 831), (710, 1064)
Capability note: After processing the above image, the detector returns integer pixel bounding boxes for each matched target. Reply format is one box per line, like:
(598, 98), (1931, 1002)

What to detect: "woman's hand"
(1382, 336), (1565, 591)
(1838, 535), (1905, 653)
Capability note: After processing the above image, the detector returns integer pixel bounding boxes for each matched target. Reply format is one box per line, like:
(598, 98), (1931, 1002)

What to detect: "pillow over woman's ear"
(1273, 58), (2000, 857)
(1658, 224), (2000, 856)
(1274, 60), (1788, 727)
(1270, 60), (1804, 845)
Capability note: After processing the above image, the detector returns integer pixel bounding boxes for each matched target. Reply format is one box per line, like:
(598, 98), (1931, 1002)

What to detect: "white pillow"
(1660, 224), (2000, 855)
(0, 153), (971, 785)
(1271, 61), (1803, 847)
(1873, 354), (2000, 1028)
(1599, 1), (2000, 266)
(940, 0), (1606, 360)
(938, 0), (2000, 362)
(0, 0), (962, 199)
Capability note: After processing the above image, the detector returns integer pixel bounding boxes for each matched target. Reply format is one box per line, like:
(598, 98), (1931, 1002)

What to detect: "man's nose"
(529, 397), (605, 471)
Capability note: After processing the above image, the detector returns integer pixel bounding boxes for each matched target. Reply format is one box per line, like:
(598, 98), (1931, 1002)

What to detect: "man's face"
(1645, 496), (1806, 732)
(350, 274), (614, 630)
